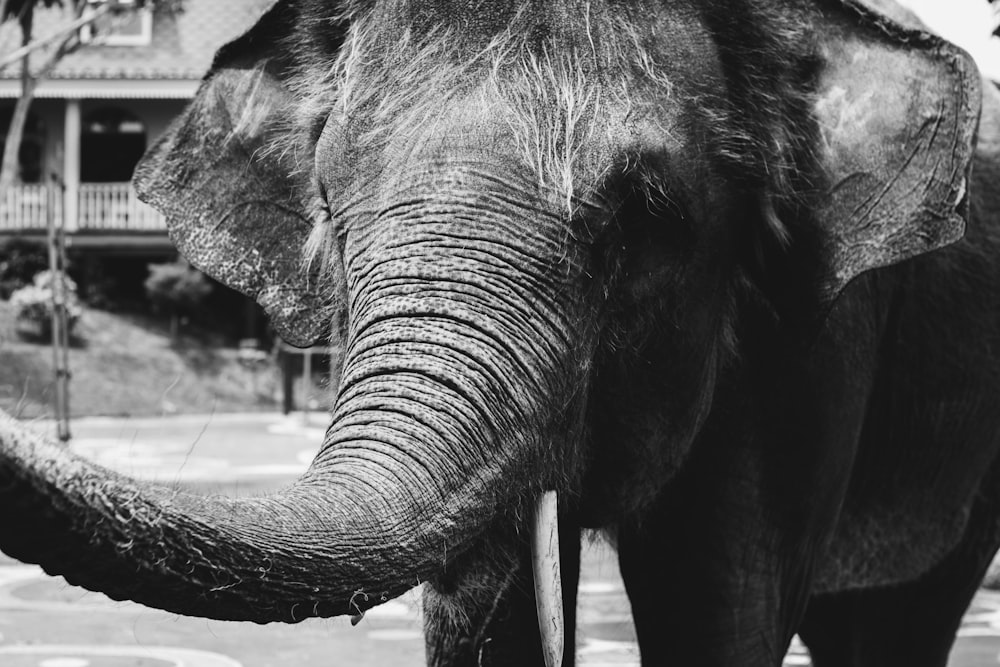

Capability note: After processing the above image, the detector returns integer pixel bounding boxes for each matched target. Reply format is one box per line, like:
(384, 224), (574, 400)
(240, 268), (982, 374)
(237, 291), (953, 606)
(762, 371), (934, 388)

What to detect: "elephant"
(1, 0), (999, 664)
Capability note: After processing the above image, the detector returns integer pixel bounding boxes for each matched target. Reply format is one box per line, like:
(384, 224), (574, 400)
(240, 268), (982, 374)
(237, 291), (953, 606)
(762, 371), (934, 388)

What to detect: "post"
(281, 346), (294, 415)
(63, 98), (80, 232)
(57, 194), (71, 431)
(301, 347), (312, 424)
(46, 175), (70, 442)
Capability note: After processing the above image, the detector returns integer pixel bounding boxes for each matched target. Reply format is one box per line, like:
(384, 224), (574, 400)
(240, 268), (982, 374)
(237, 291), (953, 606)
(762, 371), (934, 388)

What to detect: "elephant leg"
(617, 499), (810, 667)
(423, 516), (582, 667)
(799, 480), (1000, 667)
(617, 523), (674, 666)
(799, 585), (969, 667)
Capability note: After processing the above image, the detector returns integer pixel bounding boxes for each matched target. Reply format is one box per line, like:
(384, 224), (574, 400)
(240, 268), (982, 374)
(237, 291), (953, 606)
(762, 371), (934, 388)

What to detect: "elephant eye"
(304, 178), (338, 268)
(644, 187), (690, 230)
(309, 177), (332, 227)
(614, 183), (694, 240)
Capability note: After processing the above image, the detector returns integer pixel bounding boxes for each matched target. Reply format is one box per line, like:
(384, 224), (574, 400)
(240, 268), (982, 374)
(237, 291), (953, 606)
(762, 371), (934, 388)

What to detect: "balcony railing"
(0, 184), (59, 232)
(79, 183), (164, 231)
(0, 182), (165, 233)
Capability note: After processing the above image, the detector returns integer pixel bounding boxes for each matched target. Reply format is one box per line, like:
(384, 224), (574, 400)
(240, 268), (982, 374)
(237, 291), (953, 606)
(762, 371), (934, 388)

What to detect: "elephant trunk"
(0, 186), (587, 623)
(0, 412), (452, 622)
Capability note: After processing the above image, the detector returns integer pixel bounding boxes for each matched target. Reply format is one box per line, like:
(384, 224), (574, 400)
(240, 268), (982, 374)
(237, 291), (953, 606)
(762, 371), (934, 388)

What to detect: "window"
(0, 111), (46, 184)
(80, 0), (153, 47)
(81, 108), (146, 183)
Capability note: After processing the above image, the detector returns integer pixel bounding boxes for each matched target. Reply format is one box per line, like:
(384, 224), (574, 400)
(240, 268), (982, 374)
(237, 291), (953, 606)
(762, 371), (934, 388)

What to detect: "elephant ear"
(134, 1), (338, 347)
(809, 0), (981, 301)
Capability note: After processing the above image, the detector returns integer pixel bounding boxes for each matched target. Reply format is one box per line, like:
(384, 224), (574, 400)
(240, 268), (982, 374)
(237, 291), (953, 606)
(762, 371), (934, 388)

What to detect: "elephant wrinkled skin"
(1, 0), (998, 665)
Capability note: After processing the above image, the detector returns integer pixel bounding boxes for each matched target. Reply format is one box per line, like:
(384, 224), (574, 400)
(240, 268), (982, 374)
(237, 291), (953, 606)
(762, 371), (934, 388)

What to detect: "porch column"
(63, 98), (80, 232)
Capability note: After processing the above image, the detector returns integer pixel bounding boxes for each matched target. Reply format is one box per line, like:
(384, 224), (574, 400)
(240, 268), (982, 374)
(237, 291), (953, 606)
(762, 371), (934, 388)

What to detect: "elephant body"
(0, 1), (997, 665)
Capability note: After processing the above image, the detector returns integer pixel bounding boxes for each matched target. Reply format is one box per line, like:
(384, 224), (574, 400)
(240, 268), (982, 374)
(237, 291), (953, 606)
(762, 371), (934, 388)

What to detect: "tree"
(0, 0), (182, 195)
(144, 259), (211, 340)
(0, 236), (47, 297)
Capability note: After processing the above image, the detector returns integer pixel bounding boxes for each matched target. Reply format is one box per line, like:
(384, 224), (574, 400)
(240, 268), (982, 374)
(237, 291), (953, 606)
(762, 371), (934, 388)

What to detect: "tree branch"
(0, 2), (85, 194)
(0, 2), (108, 72)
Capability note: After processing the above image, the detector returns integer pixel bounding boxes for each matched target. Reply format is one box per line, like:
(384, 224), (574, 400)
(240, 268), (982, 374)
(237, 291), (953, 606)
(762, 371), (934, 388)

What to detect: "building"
(0, 0), (273, 242)
(0, 0), (275, 338)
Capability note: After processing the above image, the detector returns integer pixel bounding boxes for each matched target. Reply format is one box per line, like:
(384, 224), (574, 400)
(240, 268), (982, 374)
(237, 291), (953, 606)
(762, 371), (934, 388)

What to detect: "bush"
(75, 255), (119, 311)
(0, 238), (49, 299)
(11, 270), (82, 340)
(144, 260), (212, 338)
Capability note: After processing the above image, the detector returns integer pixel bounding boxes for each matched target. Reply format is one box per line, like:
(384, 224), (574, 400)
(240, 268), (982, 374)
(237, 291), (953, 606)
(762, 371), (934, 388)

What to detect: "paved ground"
(0, 412), (997, 666)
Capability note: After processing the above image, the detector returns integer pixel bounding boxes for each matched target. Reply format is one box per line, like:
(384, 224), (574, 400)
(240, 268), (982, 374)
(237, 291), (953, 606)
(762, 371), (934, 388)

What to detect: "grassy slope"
(0, 302), (282, 418)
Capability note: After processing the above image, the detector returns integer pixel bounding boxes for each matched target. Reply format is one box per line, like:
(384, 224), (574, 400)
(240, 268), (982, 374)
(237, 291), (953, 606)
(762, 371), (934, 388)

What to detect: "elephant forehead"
(371, 0), (712, 55)
(313, 4), (717, 215)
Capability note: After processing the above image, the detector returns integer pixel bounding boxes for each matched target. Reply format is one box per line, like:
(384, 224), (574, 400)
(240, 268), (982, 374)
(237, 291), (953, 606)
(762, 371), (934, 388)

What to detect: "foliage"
(76, 256), (116, 310)
(145, 260), (208, 307)
(0, 0), (184, 194)
(0, 237), (47, 298)
(0, 0), (178, 22)
(10, 268), (81, 339)
(144, 259), (211, 338)
(0, 0), (60, 21)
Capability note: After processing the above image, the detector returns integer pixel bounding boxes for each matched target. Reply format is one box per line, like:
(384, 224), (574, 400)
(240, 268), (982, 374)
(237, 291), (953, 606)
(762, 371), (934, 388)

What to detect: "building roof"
(0, 0), (275, 95)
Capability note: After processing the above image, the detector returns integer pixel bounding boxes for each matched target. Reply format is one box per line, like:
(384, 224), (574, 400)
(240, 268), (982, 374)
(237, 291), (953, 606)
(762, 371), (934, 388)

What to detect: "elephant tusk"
(530, 490), (564, 667)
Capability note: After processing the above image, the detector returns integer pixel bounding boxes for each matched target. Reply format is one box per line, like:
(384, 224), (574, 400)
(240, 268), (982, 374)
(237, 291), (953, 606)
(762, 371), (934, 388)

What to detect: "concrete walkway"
(1, 413), (996, 666)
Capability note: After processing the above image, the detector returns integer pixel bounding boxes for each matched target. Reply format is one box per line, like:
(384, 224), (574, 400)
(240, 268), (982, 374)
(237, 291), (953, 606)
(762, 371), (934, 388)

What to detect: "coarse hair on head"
(287, 3), (680, 269)
(275, 1), (825, 272)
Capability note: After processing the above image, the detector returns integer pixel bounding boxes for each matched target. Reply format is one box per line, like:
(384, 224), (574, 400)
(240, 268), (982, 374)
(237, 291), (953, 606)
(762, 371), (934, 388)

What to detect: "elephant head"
(0, 0), (979, 664)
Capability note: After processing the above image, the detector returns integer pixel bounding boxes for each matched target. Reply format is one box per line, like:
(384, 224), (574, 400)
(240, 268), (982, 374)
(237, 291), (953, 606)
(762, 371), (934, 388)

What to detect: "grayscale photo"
(0, 0), (998, 665)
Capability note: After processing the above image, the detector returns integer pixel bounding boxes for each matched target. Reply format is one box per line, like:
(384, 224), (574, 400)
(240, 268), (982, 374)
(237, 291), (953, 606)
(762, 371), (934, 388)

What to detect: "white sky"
(895, 0), (1000, 80)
